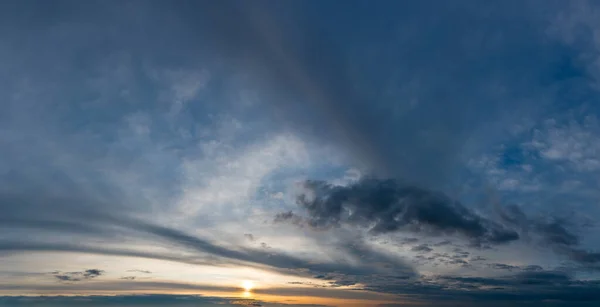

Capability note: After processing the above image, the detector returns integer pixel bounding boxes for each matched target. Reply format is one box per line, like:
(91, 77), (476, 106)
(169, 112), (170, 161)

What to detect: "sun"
(242, 280), (254, 291)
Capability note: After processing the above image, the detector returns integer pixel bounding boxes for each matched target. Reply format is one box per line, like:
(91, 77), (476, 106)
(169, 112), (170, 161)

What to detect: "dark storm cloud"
(278, 178), (519, 245)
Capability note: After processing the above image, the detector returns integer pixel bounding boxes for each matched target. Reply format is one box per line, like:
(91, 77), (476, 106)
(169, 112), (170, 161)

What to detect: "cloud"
(1, 1), (600, 305)
(0, 294), (329, 307)
(497, 203), (600, 266)
(280, 178), (519, 245)
(120, 276), (136, 280)
(0, 212), (417, 286)
(51, 269), (104, 283)
(126, 269), (152, 274)
(278, 177), (600, 269)
(361, 268), (600, 306)
(527, 117), (600, 172)
(411, 244), (433, 253)
(231, 300), (262, 307)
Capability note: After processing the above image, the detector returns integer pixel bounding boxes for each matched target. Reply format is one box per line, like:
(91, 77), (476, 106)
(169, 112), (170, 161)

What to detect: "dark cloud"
(359, 268), (600, 306)
(120, 276), (136, 280)
(281, 178), (519, 245)
(402, 238), (420, 244)
(433, 240), (452, 246)
(522, 265), (544, 272)
(411, 244), (433, 253)
(126, 269), (152, 274)
(273, 211), (305, 227)
(488, 263), (520, 271)
(243, 234), (255, 241)
(538, 221), (580, 246)
(498, 204), (600, 266)
(51, 269), (104, 283)
(278, 177), (600, 269)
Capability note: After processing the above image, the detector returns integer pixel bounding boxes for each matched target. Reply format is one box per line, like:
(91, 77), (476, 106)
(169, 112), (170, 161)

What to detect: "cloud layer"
(1, 1), (600, 306)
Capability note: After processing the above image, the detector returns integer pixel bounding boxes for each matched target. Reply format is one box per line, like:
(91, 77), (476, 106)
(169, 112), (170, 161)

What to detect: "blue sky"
(2, 0), (600, 306)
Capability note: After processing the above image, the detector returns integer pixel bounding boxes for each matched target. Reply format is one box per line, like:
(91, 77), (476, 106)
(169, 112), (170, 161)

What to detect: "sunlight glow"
(242, 280), (254, 291)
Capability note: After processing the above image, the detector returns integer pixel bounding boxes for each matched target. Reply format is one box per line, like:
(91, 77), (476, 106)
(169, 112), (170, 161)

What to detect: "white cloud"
(176, 133), (311, 220)
(527, 116), (600, 172)
(330, 168), (362, 187)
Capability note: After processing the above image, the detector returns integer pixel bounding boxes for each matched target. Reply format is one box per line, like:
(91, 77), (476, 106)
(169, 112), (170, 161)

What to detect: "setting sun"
(242, 280), (254, 291)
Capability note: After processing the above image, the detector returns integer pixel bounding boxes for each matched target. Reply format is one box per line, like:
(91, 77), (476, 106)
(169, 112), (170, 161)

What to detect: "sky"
(2, 0), (600, 306)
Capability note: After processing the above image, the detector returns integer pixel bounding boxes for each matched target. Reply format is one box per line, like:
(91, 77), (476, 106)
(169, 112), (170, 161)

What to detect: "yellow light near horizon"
(242, 280), (254, 291)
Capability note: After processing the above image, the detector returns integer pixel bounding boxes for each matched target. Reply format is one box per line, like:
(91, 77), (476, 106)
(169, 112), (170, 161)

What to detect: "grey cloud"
(561, 247), (600, 264)
(0, 174), (418, 289)
(498, 204), (600, 266)
(0, 241), (225, 267)
(283, 178), (519, 245)
(411, 244), (433, 253)
(537, 221), (580, 246)
(433, 240), (452, 246)
(126, 269), (152, 274)
(522, 265), (544, 271)
(488, 263), (520, 271)
(273, 211), (305, 227)
(402, 238), (420, 244)
(282, 177), (600, 268)
(51, 269), (104, 283)
(120, 276), (136, 280)
(360, 268), (600, 306)
(0, 209), (417, 286)
(123, 218), (416, 279)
